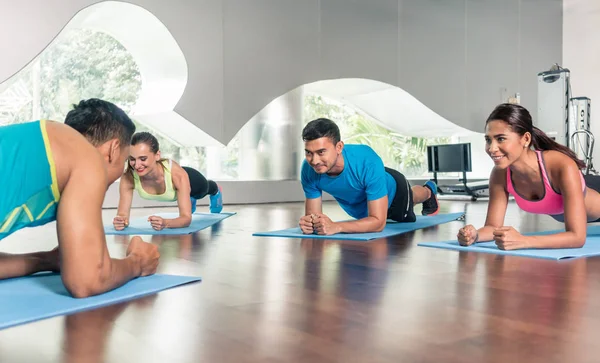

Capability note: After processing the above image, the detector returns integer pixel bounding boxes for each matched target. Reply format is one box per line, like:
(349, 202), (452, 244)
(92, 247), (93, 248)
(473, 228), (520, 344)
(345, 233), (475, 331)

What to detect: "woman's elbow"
(573, 236), (586, 248)
(567, 233), (586, 248)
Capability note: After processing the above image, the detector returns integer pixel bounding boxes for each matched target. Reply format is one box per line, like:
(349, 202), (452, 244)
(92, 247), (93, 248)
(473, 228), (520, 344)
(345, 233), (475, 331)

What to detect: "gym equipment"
(537, 64), (596, 174)
(426, 143), (488, 201)
(571, 97), (596, 174)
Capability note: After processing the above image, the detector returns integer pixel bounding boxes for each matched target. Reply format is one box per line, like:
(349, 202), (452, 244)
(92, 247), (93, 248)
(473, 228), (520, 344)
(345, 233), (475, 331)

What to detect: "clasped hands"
(113, 215), (167, 231)
(457, 224), (529, 250)
(299, 213), (342, 236)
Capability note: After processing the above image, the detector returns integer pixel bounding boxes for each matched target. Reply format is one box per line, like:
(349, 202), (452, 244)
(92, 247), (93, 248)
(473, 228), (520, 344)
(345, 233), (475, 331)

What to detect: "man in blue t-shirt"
(299, 118), (439, 235)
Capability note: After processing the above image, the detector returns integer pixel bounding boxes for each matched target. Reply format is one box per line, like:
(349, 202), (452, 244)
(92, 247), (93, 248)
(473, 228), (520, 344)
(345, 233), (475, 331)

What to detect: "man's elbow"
(68, 286), (95, 299)
(374, 218), (387, 232)
(63, 278), (99, 298)
(62, 269), (107, 298)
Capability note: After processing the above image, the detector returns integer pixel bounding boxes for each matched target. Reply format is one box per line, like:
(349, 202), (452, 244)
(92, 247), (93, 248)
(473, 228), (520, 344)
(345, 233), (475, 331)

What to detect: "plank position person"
(0, 98), (159, 297)
(457, 103), (600, 250)
(113, 132), (223, 231)
(299, 118), (440, 235)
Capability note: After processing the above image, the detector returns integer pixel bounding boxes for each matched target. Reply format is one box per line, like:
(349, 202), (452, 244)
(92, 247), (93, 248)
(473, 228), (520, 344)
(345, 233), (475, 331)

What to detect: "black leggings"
(551, 174), (600, 222)
(182, 167), (219, 199)
(385, 167), (416, 223)
(584, 174), (600, 193)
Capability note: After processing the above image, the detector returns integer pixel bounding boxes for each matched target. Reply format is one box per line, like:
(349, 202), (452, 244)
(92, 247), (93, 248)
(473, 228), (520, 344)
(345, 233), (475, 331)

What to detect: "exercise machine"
(424, 64), (594, 201)
(570, 97), (596, 175)
(426, 142), (489, 201)
(537, 65), (596, 174)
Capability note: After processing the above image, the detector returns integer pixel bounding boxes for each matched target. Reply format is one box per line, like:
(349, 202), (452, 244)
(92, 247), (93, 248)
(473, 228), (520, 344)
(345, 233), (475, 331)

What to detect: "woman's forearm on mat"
(473, 226), (498, 243)
(524, 232), (585, 249)
(475, 226), (585, 248)
(166, 216), (192, 229)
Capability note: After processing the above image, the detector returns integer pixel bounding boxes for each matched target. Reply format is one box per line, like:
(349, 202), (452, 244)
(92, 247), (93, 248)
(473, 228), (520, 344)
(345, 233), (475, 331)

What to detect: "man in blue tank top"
(0, 99), (159, 298)
(299, 118), (439, 235)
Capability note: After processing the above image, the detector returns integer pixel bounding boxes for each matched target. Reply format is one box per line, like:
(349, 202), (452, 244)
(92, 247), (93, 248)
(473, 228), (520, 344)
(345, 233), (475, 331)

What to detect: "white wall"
(0, 0), (563, 206)
(563, 0), (600, 166)
(0, 0), (563, 143)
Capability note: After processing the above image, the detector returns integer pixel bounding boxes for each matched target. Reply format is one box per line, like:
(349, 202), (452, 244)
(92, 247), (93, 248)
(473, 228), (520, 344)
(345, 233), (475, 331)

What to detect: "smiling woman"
(112, 132), (223, 232)
(458, 103), (600, 250)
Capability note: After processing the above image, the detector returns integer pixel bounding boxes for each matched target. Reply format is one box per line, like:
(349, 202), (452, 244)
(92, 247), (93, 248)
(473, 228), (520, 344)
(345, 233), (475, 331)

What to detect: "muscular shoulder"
(46, 120), (97, 153)
(344, 144), (383, 170)
(45, 121), (105, 191)
(168, 160), (189, 188)
(344, 144), (379, 160)
(168, 160), (185, 178)
(542, 150), (582, 182)
(542, 150), (580, 169)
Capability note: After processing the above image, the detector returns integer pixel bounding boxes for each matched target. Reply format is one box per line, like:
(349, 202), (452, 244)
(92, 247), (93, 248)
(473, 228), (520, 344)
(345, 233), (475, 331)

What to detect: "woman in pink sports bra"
(457, 103), (600, 250)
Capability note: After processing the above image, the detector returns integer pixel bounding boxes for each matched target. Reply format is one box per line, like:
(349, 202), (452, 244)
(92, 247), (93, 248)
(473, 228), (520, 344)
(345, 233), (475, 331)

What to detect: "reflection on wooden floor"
(0, 200), (598, 363)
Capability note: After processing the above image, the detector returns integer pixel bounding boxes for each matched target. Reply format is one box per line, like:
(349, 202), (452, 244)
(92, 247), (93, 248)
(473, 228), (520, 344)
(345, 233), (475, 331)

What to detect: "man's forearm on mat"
(0, 251), (54, 279)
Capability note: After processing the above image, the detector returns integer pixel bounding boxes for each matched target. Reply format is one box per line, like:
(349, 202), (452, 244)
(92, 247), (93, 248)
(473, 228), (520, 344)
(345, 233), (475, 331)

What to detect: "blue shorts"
(0, 120), (60, 240)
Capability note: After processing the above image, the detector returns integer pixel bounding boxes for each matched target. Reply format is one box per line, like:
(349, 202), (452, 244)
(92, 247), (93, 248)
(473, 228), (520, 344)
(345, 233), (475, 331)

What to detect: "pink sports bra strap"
(535, 150), (554, 190)
(505, 150), (586, 216)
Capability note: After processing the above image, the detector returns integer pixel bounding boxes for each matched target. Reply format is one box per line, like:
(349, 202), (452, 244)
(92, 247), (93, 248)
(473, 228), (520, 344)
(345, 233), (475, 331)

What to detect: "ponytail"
(531, 126), (586, 169)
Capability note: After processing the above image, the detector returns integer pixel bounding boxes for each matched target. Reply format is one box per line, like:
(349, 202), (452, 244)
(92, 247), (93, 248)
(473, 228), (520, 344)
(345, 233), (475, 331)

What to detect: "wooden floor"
(1, 198), (600, 362)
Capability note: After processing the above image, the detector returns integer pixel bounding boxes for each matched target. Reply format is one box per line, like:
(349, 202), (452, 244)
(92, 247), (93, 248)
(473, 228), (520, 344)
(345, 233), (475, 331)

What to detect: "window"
(0, 26), (197, 174)
(201, 92), (489, 182)
(0, 29), (141, 125)
(0, 24), (489, 183)
(303, 94), (454, 179)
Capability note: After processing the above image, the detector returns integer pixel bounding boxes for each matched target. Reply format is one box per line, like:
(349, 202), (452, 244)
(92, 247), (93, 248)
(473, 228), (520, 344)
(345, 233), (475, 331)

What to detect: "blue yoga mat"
(418, 235), (600, 260)
(252, 213), (465, 241)
(105, 212), (235, 235)
(587, 225), (600, 235)
(532, 224), (600, 236)
(0, 273), (201, 330)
